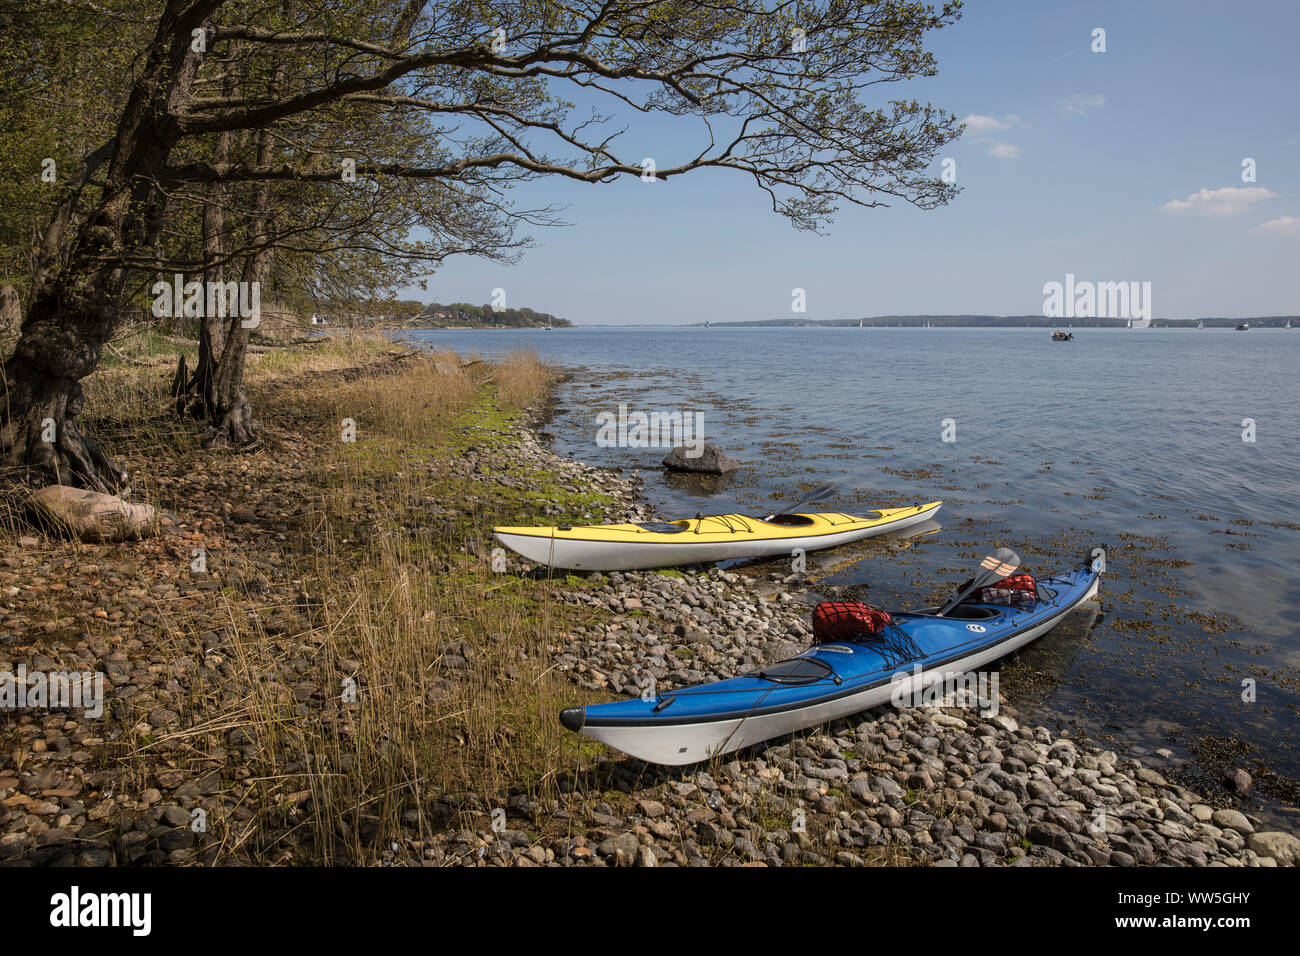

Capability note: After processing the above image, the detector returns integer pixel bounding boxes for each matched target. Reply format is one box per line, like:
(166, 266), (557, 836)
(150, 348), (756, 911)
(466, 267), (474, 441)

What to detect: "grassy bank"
(2, 333), (624, 864)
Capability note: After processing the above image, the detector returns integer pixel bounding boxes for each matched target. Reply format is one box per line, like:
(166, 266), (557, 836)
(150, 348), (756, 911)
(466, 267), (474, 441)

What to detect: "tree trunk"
(0, 0), (215, 490)
(0, 352), (127, 490)
(206, 288), (260, 449)
(172, 45), (268, 450)
(178, 57), (237, 423)
(206, 106), (277, 450)
(172, 203), (227, 421)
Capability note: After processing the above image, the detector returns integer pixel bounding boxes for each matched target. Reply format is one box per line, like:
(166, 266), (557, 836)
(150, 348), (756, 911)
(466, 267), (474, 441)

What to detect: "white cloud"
(1059, 93), (1105, 116)
(1161, 186), (1278, 217)
(1253, 215), (1300, 236)
(961, 113), (1027, 135)
(960, 114), (1026, 158)
(961, 114), (1010, 135)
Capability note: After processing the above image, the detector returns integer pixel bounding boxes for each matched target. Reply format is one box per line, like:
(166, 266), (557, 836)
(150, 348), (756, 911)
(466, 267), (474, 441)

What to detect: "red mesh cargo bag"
(982, 572), (1037, 607)
(956, 572), (1038, 608)
(812, 601), (892, 643)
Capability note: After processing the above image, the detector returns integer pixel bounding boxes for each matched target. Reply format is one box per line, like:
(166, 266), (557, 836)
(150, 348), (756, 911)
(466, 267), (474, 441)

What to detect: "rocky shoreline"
(1, 351), (1297, 867)
(508, 403), (1300, 867)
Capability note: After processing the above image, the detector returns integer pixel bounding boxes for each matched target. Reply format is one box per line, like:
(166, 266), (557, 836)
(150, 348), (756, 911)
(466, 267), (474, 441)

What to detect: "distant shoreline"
(689, 316), (1299, 329)
(411, 319), (1296, 330)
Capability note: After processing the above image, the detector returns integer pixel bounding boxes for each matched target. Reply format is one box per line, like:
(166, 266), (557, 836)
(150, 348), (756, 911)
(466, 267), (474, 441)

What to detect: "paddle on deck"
(936, 547), (1021, 617)
(762, 482), (837, 521)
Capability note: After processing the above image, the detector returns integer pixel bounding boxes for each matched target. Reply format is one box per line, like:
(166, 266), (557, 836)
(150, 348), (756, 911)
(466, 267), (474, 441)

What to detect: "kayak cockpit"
(753, 656), (840, 685)
(635, 521), (689, 534)
(757, 513), (817, 527)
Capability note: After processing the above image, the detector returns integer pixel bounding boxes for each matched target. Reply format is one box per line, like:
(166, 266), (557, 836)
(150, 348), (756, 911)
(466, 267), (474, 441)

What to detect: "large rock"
(597, 832), (640, 866)
(29, 486), (156, 542)
(662, 442), (740, 475)
(1026, 821), (1075, 853)
(1211, 808), (1254, 834)
(1246, 831), (1300, 866)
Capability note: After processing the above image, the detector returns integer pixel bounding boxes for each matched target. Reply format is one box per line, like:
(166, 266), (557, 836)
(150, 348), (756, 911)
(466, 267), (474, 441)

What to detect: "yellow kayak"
(494, 501), (942, 571)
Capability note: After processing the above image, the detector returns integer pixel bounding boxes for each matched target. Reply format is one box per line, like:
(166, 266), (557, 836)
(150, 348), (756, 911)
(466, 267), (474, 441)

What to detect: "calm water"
(411, 327), (1300, 802)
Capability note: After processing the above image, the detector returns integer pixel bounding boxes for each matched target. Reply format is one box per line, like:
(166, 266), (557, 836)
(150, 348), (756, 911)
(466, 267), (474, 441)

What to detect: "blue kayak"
(561, 550), (1104, 765)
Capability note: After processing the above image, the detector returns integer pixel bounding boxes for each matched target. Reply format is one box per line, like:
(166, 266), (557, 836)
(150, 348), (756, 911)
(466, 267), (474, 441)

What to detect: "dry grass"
(9, 335), (585, 863)
(214, 349), (575, 860)
(245, 331), (398, 383)
(316, 352), (477, 444)
(491, 347), (552, 412)
(167, 343), (571, 861)
(220, 520), (579, 862)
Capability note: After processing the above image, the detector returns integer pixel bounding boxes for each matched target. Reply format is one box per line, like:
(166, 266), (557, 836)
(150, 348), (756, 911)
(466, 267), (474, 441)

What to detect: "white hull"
(583, 578), (1099, 765)
(496, 504), (941, 571)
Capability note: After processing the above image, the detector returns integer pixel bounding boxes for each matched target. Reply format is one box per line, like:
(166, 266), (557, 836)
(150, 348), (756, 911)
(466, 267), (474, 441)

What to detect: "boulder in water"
(662, 442), (740, 475)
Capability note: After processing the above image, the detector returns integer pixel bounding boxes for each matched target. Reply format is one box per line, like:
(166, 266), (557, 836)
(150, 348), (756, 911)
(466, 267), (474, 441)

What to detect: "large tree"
(2, 0), (962, 490)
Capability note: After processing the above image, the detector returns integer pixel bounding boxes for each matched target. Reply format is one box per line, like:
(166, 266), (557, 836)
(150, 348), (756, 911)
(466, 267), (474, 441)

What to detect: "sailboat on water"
(859, 319), (863, 328)
(1287, 321), (1293, 329)
(1197, 320), (1204, 329)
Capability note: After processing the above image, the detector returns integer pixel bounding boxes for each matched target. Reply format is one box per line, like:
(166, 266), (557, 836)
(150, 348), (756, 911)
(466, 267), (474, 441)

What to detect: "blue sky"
(409, 1), (1300, 324)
